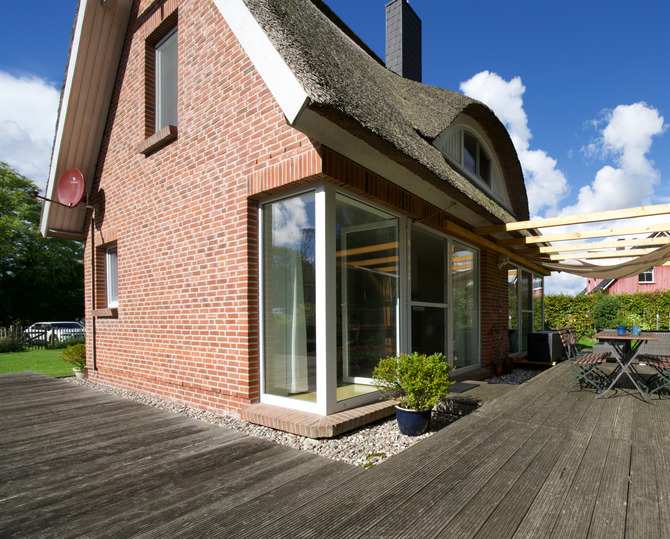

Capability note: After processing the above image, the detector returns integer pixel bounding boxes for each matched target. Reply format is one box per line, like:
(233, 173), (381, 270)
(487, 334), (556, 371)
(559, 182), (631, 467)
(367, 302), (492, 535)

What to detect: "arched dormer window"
(463, 131), (491, 186)
(433, 114), (512, 210)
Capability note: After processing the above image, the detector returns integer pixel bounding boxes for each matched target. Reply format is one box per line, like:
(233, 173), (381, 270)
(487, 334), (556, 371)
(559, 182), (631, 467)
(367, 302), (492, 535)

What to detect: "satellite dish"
(57, 168), (85, 207)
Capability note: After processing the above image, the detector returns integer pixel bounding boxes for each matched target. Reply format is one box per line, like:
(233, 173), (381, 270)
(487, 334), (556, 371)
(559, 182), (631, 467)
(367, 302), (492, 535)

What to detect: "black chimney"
(385, 0), (422, 82)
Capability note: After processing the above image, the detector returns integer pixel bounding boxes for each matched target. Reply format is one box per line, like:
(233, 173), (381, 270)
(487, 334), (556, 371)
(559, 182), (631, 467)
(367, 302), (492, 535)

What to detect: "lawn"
(0, 348), (73, 377)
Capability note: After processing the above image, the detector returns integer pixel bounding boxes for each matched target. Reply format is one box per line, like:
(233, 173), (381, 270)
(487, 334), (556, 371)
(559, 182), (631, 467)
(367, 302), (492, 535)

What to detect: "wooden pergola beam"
(475, 203), (670, 235)
(515, 235), (670, 255)
(499, 222), (670, 246)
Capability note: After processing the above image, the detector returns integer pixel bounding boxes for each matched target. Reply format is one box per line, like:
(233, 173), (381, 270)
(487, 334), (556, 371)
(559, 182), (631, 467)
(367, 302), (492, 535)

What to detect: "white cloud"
(544, 272), (586, 296)
(0, 71), (60, 191)
(272, 197), (310, 247)
(460, 71), (569, 217)
(566, 103), (666, 215)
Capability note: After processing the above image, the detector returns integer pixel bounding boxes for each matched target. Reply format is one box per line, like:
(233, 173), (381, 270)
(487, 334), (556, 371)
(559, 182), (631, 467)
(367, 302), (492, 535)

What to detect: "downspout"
(90, 212), (97, 370)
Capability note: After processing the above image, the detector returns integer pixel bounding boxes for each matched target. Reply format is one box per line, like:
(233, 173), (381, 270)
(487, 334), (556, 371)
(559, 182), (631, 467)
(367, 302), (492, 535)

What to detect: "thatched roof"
(243, 0), (529, 222)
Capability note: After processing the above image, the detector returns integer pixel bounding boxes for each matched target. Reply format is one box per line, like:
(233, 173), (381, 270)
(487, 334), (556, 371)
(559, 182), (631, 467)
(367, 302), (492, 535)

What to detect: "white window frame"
(639, 268), (655, 284)
(106, 246), (118, 308)
(155, 27), (178, 130)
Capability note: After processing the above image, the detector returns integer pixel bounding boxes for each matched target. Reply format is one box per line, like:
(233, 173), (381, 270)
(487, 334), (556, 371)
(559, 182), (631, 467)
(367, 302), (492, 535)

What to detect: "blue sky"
(1, 0), (668, 294)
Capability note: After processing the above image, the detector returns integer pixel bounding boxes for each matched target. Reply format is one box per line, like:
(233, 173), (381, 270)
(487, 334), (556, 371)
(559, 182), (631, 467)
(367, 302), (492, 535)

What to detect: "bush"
(372, 352), (454, 410)
(0, 338), (25, 353)
(591, 293), (623, 330)
(48, 337), (85, 350)
(61, 343), (86, 370)
(544, 294), (595, 339)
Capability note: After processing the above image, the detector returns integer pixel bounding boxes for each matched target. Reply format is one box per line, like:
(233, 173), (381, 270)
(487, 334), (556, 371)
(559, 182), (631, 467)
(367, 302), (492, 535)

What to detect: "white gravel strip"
(62, 368), (539, 468)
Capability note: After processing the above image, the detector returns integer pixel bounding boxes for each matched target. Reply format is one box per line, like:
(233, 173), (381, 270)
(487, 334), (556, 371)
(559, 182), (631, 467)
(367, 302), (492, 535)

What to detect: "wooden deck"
(2, 364), (669, 538)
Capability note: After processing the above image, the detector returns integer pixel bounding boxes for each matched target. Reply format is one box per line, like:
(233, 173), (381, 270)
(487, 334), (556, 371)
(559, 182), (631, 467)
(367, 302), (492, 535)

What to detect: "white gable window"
(432, 115), (512, 210)
(106, 246), (118, 308)
(639, 268), (654, 284)
(463, 131), (491, 185)
(155, 27), (178, 130)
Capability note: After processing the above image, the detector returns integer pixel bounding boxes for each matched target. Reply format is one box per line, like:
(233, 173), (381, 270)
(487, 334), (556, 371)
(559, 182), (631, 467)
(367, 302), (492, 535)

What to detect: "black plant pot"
(395, 406), (432, 436)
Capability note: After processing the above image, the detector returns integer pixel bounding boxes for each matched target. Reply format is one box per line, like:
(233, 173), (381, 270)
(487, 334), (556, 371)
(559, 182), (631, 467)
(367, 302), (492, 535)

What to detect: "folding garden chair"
(558, 326), (610, 394)
(639, 354), (670, 399)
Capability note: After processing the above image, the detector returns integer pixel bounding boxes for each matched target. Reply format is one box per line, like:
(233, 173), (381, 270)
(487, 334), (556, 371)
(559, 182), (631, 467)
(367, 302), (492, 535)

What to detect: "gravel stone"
(62, 368), (538, 468)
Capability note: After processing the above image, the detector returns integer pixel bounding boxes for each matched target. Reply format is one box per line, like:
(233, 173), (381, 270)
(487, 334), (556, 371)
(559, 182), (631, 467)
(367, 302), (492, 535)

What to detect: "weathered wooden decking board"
(1, 366), (669, 538)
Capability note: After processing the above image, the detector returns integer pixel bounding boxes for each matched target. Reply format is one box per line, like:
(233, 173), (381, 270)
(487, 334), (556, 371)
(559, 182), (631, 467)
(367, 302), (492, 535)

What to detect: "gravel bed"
(62, 368), (539, 468)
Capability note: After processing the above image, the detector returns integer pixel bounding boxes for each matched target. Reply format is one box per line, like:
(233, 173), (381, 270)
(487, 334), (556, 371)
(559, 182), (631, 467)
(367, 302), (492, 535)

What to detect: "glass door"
(336, 195), (399, 400)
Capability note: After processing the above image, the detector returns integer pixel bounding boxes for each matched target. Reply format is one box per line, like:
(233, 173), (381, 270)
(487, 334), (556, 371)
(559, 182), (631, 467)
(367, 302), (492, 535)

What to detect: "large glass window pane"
(412, 306), (446, 356)
(508, 267), (519, 354)
(336, 195), (398, 400)
(262, 193), (316, 401)
(521, 270), (532, 311)
(411, 227), (446, 304)
(452, 242), (479, 368)
(533, 275), (544, 332)
(520, 270), (533, 352)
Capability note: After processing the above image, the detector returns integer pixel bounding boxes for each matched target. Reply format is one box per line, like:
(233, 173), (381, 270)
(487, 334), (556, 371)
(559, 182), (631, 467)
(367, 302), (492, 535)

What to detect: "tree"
(0, 162), (84, 325)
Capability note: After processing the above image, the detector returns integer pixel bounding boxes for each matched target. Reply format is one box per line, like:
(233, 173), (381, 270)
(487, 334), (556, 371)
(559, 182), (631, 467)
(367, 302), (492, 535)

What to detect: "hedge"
(544, 291), (670, 340)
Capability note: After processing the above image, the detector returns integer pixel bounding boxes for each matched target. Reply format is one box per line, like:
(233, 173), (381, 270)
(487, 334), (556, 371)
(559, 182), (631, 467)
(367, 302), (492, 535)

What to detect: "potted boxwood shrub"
(61, 343), (87, 379)
(372, 352), (454, 436)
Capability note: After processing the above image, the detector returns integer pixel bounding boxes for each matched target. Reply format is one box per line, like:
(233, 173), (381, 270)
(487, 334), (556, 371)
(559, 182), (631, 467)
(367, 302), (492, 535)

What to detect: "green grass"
(578, 338), (598, 349)
(0, 348), (73, 377)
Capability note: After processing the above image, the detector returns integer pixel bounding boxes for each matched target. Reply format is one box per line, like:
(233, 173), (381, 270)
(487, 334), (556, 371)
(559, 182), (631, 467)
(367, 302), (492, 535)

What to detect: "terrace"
(2, 362), (668, 537)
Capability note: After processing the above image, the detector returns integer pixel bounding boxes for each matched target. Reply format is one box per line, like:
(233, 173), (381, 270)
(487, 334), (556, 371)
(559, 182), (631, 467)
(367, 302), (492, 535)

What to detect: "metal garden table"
(593, 330), (660, 403)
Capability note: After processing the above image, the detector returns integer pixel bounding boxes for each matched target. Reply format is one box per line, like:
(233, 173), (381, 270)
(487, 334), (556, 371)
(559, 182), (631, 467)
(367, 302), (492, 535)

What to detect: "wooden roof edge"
(474, 203), (670, 235)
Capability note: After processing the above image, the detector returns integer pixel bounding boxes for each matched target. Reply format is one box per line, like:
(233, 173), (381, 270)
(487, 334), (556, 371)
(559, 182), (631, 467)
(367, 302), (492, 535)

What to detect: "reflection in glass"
(452, 242), (479, 368)
(508, 268), (518, 354)
(533, 276), (544, 332)
(262, 193), (316, 401)
(336, 195), (398, 400)
(412, 306), (446, 356)
(411, 227), (446, 304)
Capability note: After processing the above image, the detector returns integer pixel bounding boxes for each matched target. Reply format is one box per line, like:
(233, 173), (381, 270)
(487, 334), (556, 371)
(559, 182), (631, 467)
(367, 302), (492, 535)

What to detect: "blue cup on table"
(616, 326), (626, 335)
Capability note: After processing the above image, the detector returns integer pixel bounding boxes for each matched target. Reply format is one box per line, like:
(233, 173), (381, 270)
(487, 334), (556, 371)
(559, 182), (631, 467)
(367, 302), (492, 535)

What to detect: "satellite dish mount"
(29, 168), (93, 210)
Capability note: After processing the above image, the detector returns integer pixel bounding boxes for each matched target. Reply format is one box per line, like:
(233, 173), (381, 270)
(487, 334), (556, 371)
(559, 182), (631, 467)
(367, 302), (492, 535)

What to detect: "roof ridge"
(306, 0), (385, 67)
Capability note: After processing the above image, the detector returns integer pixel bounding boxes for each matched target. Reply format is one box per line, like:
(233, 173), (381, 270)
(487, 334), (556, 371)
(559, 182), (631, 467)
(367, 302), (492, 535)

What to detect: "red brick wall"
(85, 0), (321, 416)
(84, 0), (515, 416)
(480, 249), (509, 372)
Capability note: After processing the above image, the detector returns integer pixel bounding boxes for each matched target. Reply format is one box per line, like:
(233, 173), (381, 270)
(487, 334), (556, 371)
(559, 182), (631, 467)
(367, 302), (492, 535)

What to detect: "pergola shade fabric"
(539, 243), (670, 279)
(473, 203), (670, 280)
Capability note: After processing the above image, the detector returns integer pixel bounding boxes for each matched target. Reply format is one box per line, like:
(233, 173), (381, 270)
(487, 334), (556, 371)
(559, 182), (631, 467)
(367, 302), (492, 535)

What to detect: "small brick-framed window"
(639, 268), (655, 284)
(138, 7), (178, 155)
(92, 238), (119, 318)
(106, 246), (119, 308)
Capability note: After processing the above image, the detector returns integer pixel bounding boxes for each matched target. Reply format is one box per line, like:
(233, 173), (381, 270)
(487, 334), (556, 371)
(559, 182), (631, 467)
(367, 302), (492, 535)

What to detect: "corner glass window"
(262, 193), (317, 402)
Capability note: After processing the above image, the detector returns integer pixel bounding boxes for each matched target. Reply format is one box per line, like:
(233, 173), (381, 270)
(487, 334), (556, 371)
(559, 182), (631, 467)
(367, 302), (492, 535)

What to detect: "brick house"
(40, 0), (548, 430)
